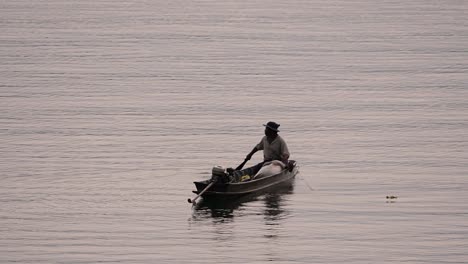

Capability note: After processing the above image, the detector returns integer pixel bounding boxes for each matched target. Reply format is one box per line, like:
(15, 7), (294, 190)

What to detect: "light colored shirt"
(256, 135), (290, 161)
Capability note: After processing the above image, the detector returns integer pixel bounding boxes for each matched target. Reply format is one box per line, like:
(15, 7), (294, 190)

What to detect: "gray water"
(1, 0), (468, 263)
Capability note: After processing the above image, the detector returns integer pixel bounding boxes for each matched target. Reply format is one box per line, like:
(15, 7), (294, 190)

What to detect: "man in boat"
(228, 121), (290, 182)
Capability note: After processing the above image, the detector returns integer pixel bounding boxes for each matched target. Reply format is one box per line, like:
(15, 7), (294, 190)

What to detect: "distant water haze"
(1, 0), (467, 263)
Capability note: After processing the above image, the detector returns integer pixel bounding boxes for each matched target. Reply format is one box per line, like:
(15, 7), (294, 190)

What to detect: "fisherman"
(229, 121), (290, 181)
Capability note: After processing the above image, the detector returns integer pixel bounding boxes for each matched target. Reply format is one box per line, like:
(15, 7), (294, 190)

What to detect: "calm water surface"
(1, 0), (467, 263)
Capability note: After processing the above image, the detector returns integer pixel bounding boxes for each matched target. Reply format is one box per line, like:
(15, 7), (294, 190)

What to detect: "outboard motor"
(211, 165), (230, 183)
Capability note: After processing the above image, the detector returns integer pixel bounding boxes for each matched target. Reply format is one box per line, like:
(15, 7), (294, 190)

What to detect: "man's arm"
(246, 147), (258, 161)
(280, 138), (290, 164)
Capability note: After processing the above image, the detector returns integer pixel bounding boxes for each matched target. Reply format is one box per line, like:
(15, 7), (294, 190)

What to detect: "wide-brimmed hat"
(263, 121), (280, 132)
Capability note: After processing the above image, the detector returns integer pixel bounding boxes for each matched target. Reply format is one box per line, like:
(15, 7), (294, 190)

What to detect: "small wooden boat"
(191, 161), (299, 200)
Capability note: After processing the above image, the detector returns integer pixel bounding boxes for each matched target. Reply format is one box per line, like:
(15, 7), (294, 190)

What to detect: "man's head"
(264, 121), (280, 137)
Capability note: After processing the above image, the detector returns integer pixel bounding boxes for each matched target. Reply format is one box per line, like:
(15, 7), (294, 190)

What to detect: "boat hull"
(193, 165), (299, 199)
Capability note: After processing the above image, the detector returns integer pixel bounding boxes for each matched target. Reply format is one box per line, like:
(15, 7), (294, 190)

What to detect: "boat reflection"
(192, 181), (295, 221)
